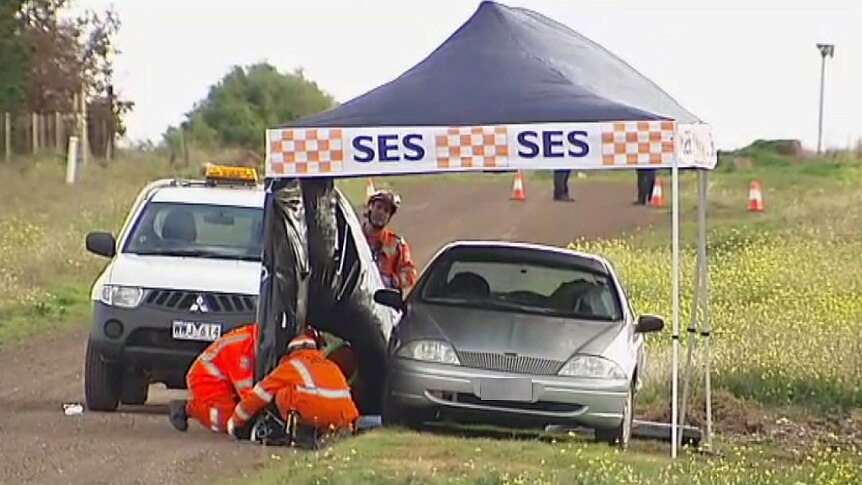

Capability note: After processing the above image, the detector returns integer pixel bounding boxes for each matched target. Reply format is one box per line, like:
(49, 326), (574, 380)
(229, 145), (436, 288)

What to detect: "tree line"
(162, 63), (337, 159)
(0, 0), (131, 157)
(1, 1), (338, 159)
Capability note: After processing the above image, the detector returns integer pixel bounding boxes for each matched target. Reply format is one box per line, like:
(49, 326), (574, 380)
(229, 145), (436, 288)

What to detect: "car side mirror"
(374, 288), (404, 311)
(635, 314), (664, 334)
(86, 231), (117, 258)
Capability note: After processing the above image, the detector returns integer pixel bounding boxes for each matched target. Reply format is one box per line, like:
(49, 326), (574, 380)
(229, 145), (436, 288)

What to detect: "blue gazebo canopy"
(284, 0), (701, 128)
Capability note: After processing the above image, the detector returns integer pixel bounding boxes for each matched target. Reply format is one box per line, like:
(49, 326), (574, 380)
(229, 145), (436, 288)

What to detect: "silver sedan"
(373, 240), (664, 449)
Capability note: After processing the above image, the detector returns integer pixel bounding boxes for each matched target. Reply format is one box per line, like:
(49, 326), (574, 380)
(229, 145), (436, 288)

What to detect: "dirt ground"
(0, 176), (661, 485)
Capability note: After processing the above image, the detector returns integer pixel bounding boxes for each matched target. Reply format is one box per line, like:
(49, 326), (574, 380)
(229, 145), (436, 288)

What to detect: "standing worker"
(167, 323), (258, 433)
(553, 169), (573, 202)
(362, 189), (418, 292)
(635, 168), (657, 205)
(226, 327), (359, 442)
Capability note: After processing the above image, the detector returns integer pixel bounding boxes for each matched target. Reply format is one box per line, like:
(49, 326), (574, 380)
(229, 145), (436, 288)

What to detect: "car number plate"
(476, 377), (533, 402)
(172, 320), (222, 342)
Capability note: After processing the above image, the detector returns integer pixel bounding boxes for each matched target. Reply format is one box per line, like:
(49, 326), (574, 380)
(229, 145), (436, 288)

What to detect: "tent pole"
(698, 170), (714, 451)
(678, 171), (704, 449)
(671, 161), (681, 459)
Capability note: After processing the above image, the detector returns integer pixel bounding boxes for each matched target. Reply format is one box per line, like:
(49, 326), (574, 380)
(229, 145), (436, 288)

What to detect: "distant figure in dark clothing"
(635, 169), (656, 205)
(553, 169), (573, 202)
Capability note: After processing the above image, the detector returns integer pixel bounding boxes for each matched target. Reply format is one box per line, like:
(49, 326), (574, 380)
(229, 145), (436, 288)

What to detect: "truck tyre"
(84, 338), (121, 412)
(120, 371), (150, 406)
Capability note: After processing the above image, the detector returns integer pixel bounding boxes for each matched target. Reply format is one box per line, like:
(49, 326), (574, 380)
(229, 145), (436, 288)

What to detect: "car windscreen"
(122, 201), (263, 261)
(419, 251), (623, 321)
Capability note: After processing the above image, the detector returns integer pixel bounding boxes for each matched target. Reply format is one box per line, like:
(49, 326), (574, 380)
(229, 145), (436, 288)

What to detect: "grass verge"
(224, 427), (862, 485)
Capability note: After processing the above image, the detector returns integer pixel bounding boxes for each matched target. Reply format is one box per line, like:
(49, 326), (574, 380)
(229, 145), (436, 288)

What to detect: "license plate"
(172, 320), (222, 342)
(475, 377), (533, 402)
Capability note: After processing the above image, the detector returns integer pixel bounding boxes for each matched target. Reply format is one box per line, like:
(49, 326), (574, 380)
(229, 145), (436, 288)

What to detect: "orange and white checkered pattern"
(601, 121), (675, 166)
(268, 128), (345, 175)
(435, 126), (508, 169)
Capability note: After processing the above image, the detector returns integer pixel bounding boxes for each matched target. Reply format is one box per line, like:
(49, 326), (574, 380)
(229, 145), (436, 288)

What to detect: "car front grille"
(143, 289), (257, 314)
(430, 391), (584, 414)
(456, 351), (564, 376)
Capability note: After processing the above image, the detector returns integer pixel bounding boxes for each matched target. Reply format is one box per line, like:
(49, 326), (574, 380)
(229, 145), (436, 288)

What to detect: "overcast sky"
(71, 0), (860, 151)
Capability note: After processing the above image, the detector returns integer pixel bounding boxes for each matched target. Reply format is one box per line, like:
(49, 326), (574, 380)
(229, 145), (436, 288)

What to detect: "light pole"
(816, 43), (834, 154)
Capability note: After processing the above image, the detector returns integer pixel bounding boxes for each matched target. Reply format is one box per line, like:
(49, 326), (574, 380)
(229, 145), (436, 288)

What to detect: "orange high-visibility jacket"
(187, 323), (258, 398)
(368, 228), (417, 290)
(229, 348), (359, 431)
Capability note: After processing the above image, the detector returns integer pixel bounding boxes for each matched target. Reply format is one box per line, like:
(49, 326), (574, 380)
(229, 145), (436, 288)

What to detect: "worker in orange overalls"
(226, 327), (359, 440)
(168, 322), (258, 433)
(362, 189), (418, 292)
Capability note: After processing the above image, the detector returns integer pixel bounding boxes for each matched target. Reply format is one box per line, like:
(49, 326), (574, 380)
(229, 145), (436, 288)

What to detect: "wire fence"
(1, 110), (116, 163)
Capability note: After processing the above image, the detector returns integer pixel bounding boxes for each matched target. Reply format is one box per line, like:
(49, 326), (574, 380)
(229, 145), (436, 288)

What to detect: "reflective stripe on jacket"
(369, 228), (417, 290)
(229, 348), (359, 431)
(187, 323), (257, 398)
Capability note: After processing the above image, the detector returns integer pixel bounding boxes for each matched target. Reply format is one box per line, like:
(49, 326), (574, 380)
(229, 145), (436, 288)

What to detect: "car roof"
(149, 185), (265, 208)
(429, 239), (613, 274)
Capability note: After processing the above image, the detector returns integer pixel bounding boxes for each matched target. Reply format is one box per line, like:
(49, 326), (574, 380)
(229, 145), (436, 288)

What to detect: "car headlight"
(558, 355), (626, 380)
(98, 285), (145, 308)
(396, 340), (460, 365)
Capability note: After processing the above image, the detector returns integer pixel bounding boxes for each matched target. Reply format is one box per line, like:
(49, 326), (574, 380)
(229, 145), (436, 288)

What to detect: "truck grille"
(144, 289), (257, 314)
(456, 351), (564, 376)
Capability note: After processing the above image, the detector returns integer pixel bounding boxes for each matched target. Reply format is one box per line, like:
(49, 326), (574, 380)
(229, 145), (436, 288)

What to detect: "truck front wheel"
(84, 338), (121, 412)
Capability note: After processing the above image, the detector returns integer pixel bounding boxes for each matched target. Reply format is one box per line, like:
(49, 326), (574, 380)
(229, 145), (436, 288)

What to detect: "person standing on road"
(226, 327), (359, 440)
(362, 189), (418, 292)
(167, 323), (258, 433)
(635, 168), (657, 205)
(553, 169), (573, 202)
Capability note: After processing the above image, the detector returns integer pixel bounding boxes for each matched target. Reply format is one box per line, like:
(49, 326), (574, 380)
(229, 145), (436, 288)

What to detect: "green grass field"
(1, 147), (861, 483)
(225, 428), (861, 485)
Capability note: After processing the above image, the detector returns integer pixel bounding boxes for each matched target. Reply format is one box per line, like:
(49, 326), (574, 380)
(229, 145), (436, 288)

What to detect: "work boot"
(168, 399), (188, 432)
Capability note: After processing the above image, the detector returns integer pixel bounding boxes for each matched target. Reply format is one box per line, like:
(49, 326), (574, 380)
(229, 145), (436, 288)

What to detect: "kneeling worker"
(168, 322), (258, 433)
(226, 327), (359, 440)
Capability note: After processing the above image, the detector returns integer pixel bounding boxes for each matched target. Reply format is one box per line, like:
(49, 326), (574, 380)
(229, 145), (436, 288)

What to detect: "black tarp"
(255, 178), (399, 414)
(282, 0), (701, 129)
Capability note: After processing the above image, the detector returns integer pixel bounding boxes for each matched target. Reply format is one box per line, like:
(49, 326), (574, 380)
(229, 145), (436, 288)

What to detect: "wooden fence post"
(38, 113), (44, 153)
(80, 86), (89, 167)
(3, 112), (10, 162)
(54, 112), (61, 151)
(31, 112), (38, 154)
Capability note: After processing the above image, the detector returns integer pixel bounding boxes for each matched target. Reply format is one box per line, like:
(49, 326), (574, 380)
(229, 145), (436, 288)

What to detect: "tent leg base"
(545, 420), (703, 449)
(632, 419), (702, 448)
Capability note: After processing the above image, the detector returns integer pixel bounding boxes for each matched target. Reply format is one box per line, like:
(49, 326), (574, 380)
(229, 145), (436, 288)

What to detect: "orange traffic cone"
(510, 170), (526, 201)
(650, 176), (664, 207)
(366, 178), (376, 199)
(748, 180), (764, 212)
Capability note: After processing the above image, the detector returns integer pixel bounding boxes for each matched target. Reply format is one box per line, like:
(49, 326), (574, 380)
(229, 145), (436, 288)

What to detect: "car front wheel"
(595, 381), (635, 450)
(83, 338), (121, 411)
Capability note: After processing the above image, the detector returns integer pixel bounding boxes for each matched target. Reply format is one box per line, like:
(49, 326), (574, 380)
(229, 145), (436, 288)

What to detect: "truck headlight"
(397, 340), (460, 365)
(558, 355), (626, 380)
(98, 285), (145, 308)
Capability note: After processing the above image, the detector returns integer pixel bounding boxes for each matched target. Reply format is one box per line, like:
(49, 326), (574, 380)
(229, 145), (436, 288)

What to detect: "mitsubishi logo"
(189, 295), (210, 313)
